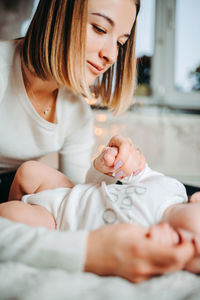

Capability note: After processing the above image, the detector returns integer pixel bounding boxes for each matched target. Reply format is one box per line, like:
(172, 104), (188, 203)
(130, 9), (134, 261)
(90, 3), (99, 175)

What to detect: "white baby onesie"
(22, 165), (188, 230)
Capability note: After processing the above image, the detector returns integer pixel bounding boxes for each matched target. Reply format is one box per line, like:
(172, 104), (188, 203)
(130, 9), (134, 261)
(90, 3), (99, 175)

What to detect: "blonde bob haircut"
(21, 0), (140, 115)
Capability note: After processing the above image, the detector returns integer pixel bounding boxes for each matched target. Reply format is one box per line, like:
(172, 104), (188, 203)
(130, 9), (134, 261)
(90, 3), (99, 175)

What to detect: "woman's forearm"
(0, 217), (88, 272)
(0, 218), (195, 282)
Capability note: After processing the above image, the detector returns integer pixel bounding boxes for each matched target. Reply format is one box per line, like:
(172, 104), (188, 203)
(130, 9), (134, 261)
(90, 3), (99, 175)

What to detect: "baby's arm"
(162, 202), (200, 235)
(163, 190), (200, 232)
(9, 160), (74, 201)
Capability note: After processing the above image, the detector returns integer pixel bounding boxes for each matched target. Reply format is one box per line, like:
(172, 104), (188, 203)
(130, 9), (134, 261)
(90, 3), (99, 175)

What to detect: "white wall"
(40, 108), (200, 187)
(92, 109), (200, 187)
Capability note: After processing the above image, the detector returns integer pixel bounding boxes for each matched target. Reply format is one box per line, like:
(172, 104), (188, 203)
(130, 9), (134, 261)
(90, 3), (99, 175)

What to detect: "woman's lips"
(87, 61), (104, 75)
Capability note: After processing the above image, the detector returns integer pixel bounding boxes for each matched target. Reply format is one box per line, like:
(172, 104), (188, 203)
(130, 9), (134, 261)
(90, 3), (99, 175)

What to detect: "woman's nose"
(99, 42), (118, 65)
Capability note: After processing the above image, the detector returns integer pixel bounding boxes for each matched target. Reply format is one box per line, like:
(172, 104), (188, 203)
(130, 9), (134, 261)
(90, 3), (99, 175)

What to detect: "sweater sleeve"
(86, 163), (117, 184)
(0, 42), (10, 104)
(0, 217), (88, 272)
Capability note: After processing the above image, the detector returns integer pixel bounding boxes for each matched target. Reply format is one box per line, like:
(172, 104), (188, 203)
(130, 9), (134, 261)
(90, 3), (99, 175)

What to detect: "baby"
(0, 147), (200, 273)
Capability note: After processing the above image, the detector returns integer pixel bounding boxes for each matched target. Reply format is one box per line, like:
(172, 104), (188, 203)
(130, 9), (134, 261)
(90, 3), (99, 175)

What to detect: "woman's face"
(86, 0), (136, 86)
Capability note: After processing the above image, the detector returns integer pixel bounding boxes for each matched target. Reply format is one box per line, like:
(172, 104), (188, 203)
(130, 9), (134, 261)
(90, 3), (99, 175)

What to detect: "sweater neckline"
(12, 43), (59, 130)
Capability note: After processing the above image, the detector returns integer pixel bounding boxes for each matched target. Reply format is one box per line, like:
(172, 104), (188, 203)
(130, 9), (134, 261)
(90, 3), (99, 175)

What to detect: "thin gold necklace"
(22, 66), (56, 116)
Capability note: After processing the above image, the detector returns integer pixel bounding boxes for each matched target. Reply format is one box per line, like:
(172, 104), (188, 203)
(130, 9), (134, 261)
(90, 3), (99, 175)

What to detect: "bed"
(0, 183), (200, 300)
(0, 262), (200, 300)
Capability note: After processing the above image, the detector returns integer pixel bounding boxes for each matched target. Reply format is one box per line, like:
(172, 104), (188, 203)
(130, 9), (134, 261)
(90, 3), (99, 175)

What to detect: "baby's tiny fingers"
(103, 147), (118, 167)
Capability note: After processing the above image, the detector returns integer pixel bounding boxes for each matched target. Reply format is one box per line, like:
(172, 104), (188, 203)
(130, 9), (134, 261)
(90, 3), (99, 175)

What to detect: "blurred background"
(0, 0), (200, 188)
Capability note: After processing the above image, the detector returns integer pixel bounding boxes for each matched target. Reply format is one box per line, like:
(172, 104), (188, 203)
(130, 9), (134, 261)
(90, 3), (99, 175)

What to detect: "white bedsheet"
(0, 218), (200, 299)
(0, 263), (200, 300)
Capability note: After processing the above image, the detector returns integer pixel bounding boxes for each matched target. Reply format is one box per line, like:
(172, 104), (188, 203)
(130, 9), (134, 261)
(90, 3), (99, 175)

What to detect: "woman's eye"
(93, 25), (106, 34)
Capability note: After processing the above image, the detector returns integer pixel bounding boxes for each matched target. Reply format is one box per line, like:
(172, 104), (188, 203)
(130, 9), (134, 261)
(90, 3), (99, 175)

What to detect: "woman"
(0, 0), (195, 282)
(0, 0), (142, 202)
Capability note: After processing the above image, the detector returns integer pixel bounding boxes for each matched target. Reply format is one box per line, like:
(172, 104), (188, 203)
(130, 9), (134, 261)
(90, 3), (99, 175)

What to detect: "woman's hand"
(94, 135), (146, 179)
(148, 222), (200, 274)
(84, 223), (195, 283)
(147, 222), (180, 246)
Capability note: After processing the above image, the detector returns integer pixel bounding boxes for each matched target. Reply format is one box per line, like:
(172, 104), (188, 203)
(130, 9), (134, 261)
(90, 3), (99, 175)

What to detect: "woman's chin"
(87, 77), (96, 87)
(86, 70), (100, 87)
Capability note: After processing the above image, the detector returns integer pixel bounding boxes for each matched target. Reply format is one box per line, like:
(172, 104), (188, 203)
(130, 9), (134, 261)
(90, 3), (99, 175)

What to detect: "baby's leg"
(0, 200), (56, 229)
(9, 160), (74, 201)
(4, 161), (72, 230)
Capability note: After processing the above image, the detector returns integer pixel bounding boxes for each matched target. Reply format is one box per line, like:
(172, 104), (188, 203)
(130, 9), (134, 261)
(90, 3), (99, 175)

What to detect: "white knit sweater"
(0, 40), (94, 184)
(0, 40), (118, 272)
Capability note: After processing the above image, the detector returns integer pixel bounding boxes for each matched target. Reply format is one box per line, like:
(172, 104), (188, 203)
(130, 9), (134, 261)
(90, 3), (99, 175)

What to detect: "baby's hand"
(94, 146), (118, 176)
(108, 135), (145, 179)
(94, 135), (146, 179)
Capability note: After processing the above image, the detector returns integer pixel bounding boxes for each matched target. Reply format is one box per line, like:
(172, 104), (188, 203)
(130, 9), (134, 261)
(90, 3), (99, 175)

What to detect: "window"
(135, 0), (156, 97)
(150, 0), (200, 109)
(21, 0), (39, 36)
(174, 0), (200, 93)
(18, 0), (200, 110)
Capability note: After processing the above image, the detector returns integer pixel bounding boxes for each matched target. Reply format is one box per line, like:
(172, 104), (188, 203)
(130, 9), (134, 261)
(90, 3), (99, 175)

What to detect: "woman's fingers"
(148, 223), (180, 246)
(108, 135), (130, 148)
(146, 239), (195, 273)
(94, 135), (146, 178)
(120, 146), (145, 177)
(112, 144), (145, 179)
(85, 223), (195, 283)
(129, 236), (195, 281)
